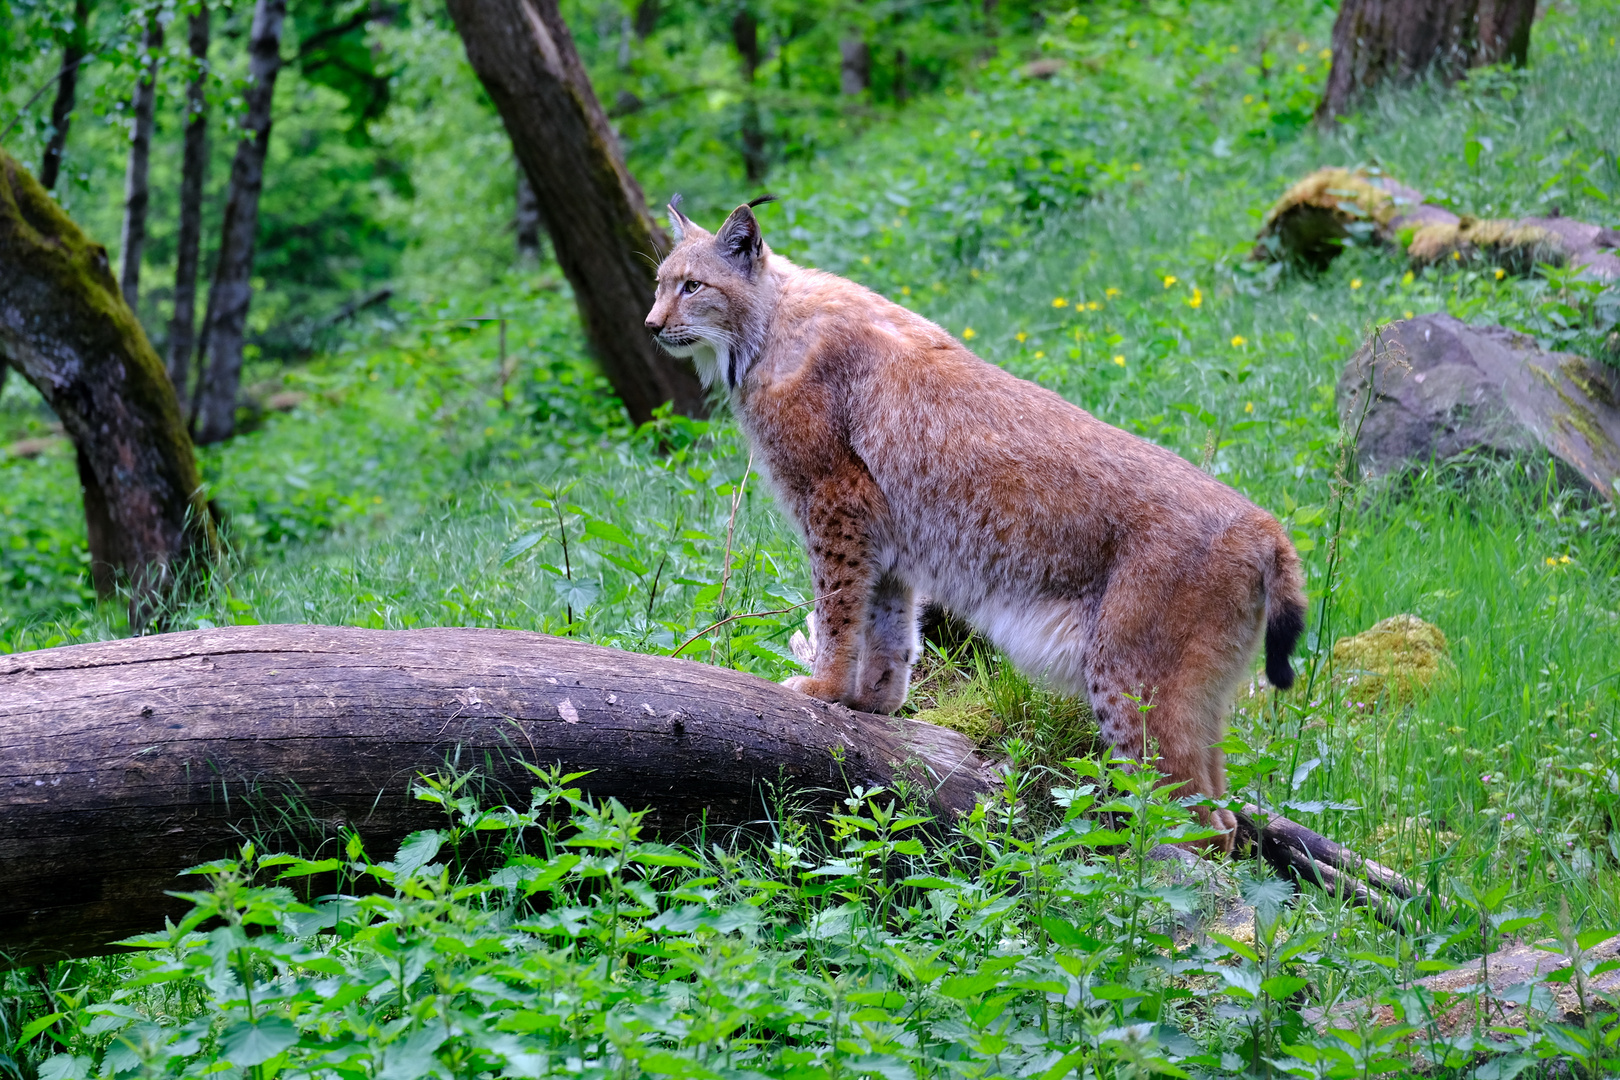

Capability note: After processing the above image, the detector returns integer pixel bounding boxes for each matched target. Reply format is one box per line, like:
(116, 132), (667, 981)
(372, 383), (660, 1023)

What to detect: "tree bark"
(118, 14), (164, 311)
(0, 149), (217, 629)
(0, 624), (997, 965)
(633, 0), (660, 39)
(166, 7), (211, 394)
(445, 0), (707, 427)
(1317, 0), (1538, 121)
(39, 0), (93, 192)
(732, 8), (767, 182)
(192, 0), (286, 445)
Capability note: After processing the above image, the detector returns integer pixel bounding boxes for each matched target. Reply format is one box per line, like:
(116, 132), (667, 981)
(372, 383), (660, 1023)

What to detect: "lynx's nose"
(644, 314), (664, 333)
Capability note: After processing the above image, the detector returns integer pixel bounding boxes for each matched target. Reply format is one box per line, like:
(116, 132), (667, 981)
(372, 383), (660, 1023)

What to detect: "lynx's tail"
(1262, 526), (1308, 690)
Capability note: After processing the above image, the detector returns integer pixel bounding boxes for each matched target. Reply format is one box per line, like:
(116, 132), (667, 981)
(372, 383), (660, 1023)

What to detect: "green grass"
(3, 0), (1620, 1073)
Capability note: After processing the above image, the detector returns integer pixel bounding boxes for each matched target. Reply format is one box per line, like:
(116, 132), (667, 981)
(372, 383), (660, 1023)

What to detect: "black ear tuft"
(716, 204), (764, 276)
(746, 193), (778, 209)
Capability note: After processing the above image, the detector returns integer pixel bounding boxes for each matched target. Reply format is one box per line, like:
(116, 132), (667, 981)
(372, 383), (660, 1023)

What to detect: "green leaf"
(501, 530), (546, 564)
(1260, 974), (1308, 1000)
(220, 1016), (299, 1067)
(390, 830), (444, 880)
(13, 1012), (65, 1049)
(1208, 932), (1261, 964)
(583, 519), (635, 547)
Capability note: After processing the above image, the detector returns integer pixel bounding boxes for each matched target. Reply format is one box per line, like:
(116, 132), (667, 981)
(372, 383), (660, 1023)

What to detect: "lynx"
(645, 200), (1307, 850)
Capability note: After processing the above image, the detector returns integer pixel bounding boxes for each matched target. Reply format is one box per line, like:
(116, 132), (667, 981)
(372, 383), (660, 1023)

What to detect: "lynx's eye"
(681, 279), (703, 295)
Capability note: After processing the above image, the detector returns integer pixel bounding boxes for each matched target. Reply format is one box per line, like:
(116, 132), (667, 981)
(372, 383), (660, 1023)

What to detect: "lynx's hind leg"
(1085, 562), (1266, 855)
(850, 571), (919, 714)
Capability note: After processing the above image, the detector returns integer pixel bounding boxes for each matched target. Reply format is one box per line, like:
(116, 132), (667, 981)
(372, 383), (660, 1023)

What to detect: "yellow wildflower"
(1053, 297), (1068, 308)
(1494, 267), (1506, 280)
(1319, 48), (1331, 60)
(1231, 335), (1247, 347)
(1295, 63), (1307, 73)
(1105, 287), (1121, 298)
(861, 255), (871, 264)
(969, 129), (981, 140)
(1016, 331), (1028, 342)
(970, 268), (981, 278)
(1243, 94), (1254, 104)
(1402, 270), (1414, 286)
(1245, 401), (1254, 413)
(1034, 350), (1045, 358)
(1452, 250), (1462, 261)
(1086, 300), (1100, 311)
(1113, 355), (1126, 366)
(1350, 278), (1362, 290)
(1162, 275), (1178, 288)
(1188, 287), (1203, 309)
(1404, 310), (1414, 319)
(1297, 40), (1309, 52)
(1546, 557), (1557, 566)
(1132, 162), (1143, 171)
(901, 285), (911, 295)
(1561, 554), (1572, 564)
(1229, 44), (1239, 53)
(962, 327), (976, 340)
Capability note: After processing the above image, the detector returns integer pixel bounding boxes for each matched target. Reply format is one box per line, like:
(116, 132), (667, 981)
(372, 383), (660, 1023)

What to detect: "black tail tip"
(1265, 601), (1306, 690)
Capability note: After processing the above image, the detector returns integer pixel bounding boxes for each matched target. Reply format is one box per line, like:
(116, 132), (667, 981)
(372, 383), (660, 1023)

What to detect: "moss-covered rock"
(1332, 615), (1453, 706)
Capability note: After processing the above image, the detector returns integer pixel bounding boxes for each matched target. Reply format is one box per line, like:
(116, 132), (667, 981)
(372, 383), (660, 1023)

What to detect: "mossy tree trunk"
(0, 150), (217, 629)
(1317, 0), (1537, 121)
(193, 0), (286, 445)
(446, 0), (708, 426)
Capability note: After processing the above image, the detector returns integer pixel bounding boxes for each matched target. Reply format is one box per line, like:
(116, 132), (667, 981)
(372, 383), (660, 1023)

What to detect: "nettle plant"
(6, 751), (1618, 1080)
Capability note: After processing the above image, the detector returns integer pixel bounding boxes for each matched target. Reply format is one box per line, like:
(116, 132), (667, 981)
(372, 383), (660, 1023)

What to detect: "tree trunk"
(732, 8), (767, 182)
(0, 150), (217, 630)
(117, 14), (164, 311)
(1317, 0), (1538, 121)
(39, 0), (92, 192)
(445, 0), (707, 427)
(515, 159), (542, 265)
(840, 37), (871, 95)
(0, 624), (997, 964)
(166, 7), (211, 394)
(633, 0), (660, 38)
(192, 0), (286, 445)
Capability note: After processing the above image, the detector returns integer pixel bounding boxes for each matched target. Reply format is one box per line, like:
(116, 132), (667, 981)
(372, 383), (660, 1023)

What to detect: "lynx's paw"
(781, 675), (841, 703)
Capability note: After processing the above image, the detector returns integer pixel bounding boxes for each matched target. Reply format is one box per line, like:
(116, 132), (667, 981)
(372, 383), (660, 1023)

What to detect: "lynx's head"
(646, 197), (774, 391)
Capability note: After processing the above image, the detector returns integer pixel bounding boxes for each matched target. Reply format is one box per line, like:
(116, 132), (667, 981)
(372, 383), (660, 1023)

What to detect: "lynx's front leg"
(781, 475), (888, 711)
(852, 572), (919, 714)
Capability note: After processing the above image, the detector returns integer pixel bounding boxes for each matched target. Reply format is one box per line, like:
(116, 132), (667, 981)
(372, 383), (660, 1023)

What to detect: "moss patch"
(1406, 218), (1565, 272)
(1332, 614), (1454, 706)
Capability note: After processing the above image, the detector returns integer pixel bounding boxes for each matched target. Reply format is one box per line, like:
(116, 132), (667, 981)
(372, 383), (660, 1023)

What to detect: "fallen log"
(1254, 167), (1620, 280)
(0, 624), (996, 965)
(0, 625), (1421, 965)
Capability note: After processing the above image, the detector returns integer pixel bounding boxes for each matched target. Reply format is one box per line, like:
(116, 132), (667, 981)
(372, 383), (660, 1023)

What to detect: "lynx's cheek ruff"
(648, 199), (1308, 854)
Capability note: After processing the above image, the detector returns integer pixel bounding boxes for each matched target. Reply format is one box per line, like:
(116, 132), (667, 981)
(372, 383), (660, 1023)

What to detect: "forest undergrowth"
(3, 0), (1620, 1075)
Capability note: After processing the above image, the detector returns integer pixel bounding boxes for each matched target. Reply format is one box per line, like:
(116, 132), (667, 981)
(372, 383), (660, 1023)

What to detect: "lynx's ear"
(716, 204), (764, 276)
(667, 194), (698, 244)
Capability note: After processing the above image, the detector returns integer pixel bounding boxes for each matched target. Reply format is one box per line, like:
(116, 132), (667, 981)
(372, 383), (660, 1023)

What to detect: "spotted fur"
(645, 202), (1307, 851)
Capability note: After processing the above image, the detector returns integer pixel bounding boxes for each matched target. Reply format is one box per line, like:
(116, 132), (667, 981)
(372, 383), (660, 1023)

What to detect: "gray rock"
(1337, 314), (1620, 500)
